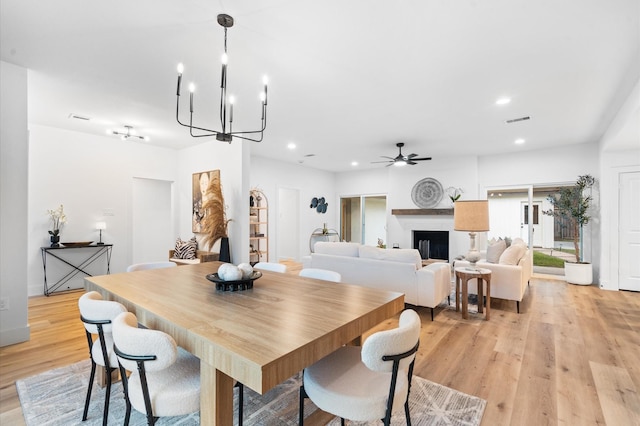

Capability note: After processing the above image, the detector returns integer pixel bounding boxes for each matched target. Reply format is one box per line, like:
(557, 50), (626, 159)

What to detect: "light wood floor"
(1, 264), (639, 425)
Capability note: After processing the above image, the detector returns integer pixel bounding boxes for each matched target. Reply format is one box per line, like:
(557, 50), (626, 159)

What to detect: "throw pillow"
(174, 236), (197, 260)
(498, 243), (527, 265)
(314, 242), (361, 257)
(486, 239), (507, 263)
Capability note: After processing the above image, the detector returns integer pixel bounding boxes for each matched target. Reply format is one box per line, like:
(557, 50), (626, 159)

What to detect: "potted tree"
(543, 174), (596, 285)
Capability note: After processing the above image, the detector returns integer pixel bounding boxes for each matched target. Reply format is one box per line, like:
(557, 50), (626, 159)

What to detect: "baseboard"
(0, 324), (30, 347)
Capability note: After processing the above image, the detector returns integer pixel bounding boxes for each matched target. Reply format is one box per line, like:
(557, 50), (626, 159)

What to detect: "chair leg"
(82, 360), (97, 421)
(517, 301), (520, 313)
(236, 382), (244, 426)
(102, 366), (113, 426)
(299, 385), (307, 425)
(119, 365), (132, 426)
(430, 307), (434, 321)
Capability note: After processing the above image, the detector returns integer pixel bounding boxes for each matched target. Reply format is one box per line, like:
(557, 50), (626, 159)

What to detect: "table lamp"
(454, 200), (489, 268)
(96, 221), (107, 245)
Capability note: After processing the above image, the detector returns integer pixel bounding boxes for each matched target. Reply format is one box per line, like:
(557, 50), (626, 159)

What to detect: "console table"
(41, 244), (113, 296)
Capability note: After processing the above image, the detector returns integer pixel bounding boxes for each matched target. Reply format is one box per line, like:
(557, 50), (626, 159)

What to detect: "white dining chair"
(299, 268), (341, 282)
(253, 262), (287, 273)
(126, 261), (177, 272)
(299, 309), (421, 426)
(112, 312), (201, 426)
(78, 291), (127, 426)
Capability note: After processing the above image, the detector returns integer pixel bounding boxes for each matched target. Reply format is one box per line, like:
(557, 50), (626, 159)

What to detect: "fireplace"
(413, 231), (449, 262)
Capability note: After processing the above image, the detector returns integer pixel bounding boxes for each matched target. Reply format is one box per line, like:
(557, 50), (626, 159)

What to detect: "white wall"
(0, 61), (30, 346)
(27, 125), (179, 295)
(250, 156), (336, 260)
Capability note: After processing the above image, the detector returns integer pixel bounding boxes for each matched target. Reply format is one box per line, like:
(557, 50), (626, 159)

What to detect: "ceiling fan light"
(394, 161), (407, 167)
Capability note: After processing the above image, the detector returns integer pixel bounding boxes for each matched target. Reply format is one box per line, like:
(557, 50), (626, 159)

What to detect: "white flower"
(47, 204), (67, 235)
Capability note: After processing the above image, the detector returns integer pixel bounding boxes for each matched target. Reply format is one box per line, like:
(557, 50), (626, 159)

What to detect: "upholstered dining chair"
(299, 309), (421, 426)
(299, 268), (342, 282)
(112, 312), (201, 426)
(126, 261), (177, 272)
(78, 291), (127, 426)
(253, 262), (287, 273)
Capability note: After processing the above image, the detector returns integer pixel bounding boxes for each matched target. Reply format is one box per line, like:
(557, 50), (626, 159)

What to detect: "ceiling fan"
(372, 143), (432, 167)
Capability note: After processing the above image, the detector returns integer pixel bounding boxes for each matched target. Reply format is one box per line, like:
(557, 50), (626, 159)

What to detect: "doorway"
(132, 178), (174, 264)
(521, 201), (543, 247)
(619, 171), (640, 291)
(340, 195), (387, 246)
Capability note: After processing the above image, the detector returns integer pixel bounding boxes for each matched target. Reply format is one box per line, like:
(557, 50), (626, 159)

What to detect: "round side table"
(454, 267), (491, 320)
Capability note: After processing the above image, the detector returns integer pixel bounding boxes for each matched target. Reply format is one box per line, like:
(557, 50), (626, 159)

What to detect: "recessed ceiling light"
(351, 161), (359, 166)
(495, 97), (511, 105)
(514, 138), (525, 145)
(287, 143), (296, 150)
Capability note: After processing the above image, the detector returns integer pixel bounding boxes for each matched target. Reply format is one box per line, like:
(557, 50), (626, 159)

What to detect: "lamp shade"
(454, 200), (489, 232)
(96, 221), (107, 230)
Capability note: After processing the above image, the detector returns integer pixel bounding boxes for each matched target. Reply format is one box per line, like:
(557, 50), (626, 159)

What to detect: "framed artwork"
(192, 170), (220, 233)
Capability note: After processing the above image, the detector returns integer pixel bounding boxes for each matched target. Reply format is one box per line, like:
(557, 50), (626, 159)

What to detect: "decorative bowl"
(206, 271), (262, 291)
(61, 241), (94, 247)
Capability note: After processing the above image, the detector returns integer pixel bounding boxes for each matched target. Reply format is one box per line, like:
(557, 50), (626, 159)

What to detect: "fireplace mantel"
(391, 208), (454, 216)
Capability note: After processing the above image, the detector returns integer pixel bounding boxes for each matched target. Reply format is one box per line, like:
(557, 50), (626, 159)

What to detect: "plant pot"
(564, 261), (592, 285)
(50, 235), (60, 247)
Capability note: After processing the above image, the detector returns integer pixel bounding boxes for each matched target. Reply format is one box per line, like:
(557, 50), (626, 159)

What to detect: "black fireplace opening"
(413, 231), (449, 262)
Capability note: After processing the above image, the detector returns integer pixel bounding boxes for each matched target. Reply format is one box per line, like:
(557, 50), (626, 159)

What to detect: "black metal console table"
(41, 244), (113, 296)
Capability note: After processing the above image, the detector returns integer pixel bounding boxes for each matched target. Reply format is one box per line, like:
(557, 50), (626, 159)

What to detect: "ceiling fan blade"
(407, 161), (418, 165)
(371, 160), (393, 164)
(407, 153), (418, 158)
(380, 156), (395, 160)
(412, 157), (432, 161)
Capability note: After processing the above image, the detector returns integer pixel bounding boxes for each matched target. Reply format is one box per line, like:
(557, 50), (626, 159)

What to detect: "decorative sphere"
(237, 263), (254, 279)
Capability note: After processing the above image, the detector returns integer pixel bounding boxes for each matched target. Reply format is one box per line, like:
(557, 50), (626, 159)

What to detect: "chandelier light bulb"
(177, 63), (184, 74)
(263, 75), (269, 85)
(221, 53), (228, 65)
(229, 96), (235, 105)
(260, 92), (266, 102)
(189, 83), (195, 93)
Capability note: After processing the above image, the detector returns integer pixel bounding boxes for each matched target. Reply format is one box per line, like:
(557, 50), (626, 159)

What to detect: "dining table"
(84, 261), (405, 425)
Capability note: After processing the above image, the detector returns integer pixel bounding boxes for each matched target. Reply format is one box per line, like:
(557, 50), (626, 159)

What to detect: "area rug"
(17, 359), (485, 426)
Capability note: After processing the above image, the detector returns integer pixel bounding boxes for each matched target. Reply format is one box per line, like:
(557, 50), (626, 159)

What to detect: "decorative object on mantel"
(95, 221), (106, 245)
(454, 200), (490, 269)
(47, 204), (66, 247)
(310, 196), (328, 213)
(175, 14), (268, 143)
(411, 177), (444, 208)
(446, 186), (463, 205)
(107, 125), (150, 141)
(372, 142), (432, 167)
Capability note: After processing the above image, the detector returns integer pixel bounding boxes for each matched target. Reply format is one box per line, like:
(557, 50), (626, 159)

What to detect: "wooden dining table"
(84, 262), (404, 425)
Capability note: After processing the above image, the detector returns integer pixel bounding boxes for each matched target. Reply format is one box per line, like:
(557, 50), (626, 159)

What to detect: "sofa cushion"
(359, 246), (422, 269)
(314, 241), (361, 257)
(498, 243), (527, 265)
(486, 239), (507, 263)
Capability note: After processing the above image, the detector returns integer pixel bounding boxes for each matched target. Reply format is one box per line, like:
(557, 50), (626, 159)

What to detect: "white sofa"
(455, 239), (532, 313)
(302, 242), (451, 320)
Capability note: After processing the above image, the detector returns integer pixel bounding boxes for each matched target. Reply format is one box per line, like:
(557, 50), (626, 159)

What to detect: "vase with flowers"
(47, 204), (67, 247)
(446, 187), (463, 206)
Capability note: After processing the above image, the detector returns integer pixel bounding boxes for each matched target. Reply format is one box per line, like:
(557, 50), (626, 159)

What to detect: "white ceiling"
(2, 0), (638, 172)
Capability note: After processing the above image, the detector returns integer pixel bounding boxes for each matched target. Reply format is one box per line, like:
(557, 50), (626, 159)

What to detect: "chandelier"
(107, 125), (150, 141)
(175, 14), (268, 143)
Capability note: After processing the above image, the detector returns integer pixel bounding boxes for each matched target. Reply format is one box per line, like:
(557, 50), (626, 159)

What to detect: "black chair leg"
(119, 365), (132, 426)
(102, 366), (112, 426)
(82, 360), (97, 421)
(299, 385), (306, 425)
(430, 307), (434, 321)
(517, 301), (520, 313)
(236, 382), (244, 426)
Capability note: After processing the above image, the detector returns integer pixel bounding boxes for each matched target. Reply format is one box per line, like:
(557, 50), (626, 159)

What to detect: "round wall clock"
(411, 177), (444, 208)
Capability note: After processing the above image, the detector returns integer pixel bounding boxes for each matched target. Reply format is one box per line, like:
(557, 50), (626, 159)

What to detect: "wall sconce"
(96, 221), (107, 245)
